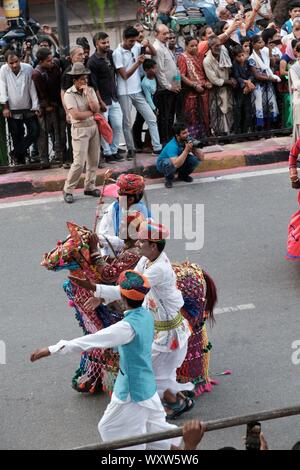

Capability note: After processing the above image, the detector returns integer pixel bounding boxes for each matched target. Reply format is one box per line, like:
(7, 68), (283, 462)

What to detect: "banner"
(3, 0), (20, 19)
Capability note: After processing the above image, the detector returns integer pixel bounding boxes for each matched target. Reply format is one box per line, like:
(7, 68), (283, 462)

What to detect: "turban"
(137, 221), (170, 242)
(118, 270), (150, 301)
(117, 174), (145, 195)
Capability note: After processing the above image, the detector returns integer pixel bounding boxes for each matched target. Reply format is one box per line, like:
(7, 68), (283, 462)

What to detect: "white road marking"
(214, 304), (256, 315)
(0, 167), (289, 210)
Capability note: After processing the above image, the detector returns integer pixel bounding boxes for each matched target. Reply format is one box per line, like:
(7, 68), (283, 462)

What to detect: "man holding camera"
(156, 122), (203, 189)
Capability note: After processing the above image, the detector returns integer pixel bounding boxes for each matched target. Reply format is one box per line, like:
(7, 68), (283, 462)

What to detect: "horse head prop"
(41, 222), (101, 283)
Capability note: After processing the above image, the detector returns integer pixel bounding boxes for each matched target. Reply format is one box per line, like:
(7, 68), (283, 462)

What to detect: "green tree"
(88, 0), (116, 22)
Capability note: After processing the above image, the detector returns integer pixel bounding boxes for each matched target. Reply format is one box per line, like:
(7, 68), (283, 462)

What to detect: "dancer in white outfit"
(30, 270), (183, 450)
(70, 221), (195, 419)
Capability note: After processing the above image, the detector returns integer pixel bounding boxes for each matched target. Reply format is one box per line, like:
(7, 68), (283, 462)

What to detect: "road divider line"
(215, 304), (256, 315)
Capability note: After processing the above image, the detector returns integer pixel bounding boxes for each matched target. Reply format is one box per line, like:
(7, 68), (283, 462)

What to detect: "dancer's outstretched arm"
(30, 321), (134, 362)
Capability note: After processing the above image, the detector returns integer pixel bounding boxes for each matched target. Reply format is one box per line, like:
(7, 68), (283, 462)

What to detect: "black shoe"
(126, 150), (136, 161)
(152, 149), (162, 155)
(117, 148), (126, 154)
(63, 162), (71, 169)
(104, 155), (116, 164)
(112, 153), (125, 162)
(178, 175), (193, 183)
(28, 157), (41, 164)
(84, 189), (100, 197)
(63, 191), (74, 204)
(165, 180), (173, 188)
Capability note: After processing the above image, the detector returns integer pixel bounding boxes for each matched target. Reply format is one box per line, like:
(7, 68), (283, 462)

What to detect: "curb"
(0, 148), (290, 199)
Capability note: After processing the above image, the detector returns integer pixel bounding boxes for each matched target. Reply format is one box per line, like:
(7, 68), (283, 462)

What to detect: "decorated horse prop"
(42, 222), (217, 397)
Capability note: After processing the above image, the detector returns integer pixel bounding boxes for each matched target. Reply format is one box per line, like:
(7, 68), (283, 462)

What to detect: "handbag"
(94, 113), (113, 144)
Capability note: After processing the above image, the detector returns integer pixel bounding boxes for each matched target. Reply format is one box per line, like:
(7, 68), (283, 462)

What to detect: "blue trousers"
(157, 154), (199, 182)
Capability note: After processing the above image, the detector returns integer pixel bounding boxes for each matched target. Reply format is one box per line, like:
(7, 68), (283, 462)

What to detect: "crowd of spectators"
(0, 1), (300, 187)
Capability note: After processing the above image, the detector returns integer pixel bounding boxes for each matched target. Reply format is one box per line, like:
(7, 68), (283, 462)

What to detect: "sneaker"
(117, 147), (126, 154)
(63, 191), (74, 204)
(165, 180), (173, 189)
(152, 149), (162, 156)
(84, 189), (101, 197)
(126, 150), (136, 161)
(105, 155), (116, 164)
(112, 153), (125, 162)
(178, 175), (193, 183)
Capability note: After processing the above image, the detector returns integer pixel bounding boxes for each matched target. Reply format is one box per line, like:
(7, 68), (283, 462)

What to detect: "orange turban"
(118, 270), (150, 301)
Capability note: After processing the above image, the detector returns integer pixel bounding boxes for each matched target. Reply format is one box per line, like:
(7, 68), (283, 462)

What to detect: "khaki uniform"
(63, 85), (100, 194)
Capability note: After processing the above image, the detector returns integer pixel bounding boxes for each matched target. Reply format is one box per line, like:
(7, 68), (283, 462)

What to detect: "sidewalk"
(0, 136), (291, 198)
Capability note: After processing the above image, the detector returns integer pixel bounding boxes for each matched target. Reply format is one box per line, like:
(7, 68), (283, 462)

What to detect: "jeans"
(101, 100), (123, 156)
(118, 92), (162, 152)
(8, 115), (39, 164)
(157, 154), (199, 182)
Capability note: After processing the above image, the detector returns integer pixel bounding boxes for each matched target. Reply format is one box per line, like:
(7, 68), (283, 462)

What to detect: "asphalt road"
(1, 169), (300, 450)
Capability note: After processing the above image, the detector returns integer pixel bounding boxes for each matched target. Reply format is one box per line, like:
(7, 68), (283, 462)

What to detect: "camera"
(186, 137), (203, 149)
(140, 46), (146, 55)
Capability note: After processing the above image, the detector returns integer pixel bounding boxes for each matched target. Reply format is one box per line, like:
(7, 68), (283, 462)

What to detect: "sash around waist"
(154, 313), (184, 332)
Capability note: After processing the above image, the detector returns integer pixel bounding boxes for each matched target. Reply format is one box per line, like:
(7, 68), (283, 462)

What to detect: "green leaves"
(88, 0), (115, 24)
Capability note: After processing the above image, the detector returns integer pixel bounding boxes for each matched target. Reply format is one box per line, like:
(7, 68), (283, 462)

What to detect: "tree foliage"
(88, 0), (115, 23)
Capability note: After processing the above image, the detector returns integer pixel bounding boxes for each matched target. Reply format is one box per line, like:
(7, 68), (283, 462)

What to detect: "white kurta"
(95, 252), (194, 397)
(49, 319), (181, 450)
(96, 202), (125, 256)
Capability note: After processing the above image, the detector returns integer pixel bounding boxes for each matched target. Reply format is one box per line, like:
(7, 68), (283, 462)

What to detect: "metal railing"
(72, 404), (300, 451)
(179, 83), (292, 146)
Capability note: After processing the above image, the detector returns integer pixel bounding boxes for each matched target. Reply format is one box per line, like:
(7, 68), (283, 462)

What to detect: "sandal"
(163, 396), (194, 420)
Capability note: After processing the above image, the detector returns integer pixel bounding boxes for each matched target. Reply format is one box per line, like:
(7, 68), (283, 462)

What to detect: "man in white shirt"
(70, 221), (195, 420)
(31, 270), (183, 450)
(113, 26), (162, 160)
(0, 50), (39, 165)
(153, 24), (181, 146)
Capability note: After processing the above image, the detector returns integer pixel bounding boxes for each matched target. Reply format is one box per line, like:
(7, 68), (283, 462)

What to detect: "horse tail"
(203, 270), (217, 326)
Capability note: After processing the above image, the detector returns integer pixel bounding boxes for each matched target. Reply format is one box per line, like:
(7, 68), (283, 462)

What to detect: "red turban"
(118, 270), (150, 301)
(137, 221), (170, 242)
(117, 174), (145, 195)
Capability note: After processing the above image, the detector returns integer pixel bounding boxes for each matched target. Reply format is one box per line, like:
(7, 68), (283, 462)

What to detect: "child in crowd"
(141, 59), (158, 115)
(232, 45), (256, 133)
(133, 59), (158, 152)
(240, 36), (251, 58)
(281, 1), (300, 37)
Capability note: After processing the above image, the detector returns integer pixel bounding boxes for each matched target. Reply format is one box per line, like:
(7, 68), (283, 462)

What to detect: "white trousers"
(152, 341), (194, 398)
(98, 395), (181, 450)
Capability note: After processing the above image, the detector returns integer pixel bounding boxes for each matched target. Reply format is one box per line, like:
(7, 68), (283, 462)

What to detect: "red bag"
(94, 113), (113, 144)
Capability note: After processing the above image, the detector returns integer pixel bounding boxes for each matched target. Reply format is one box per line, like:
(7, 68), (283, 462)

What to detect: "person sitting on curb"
(156, 121), (203, 189)
(62, 62), (101, 204)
